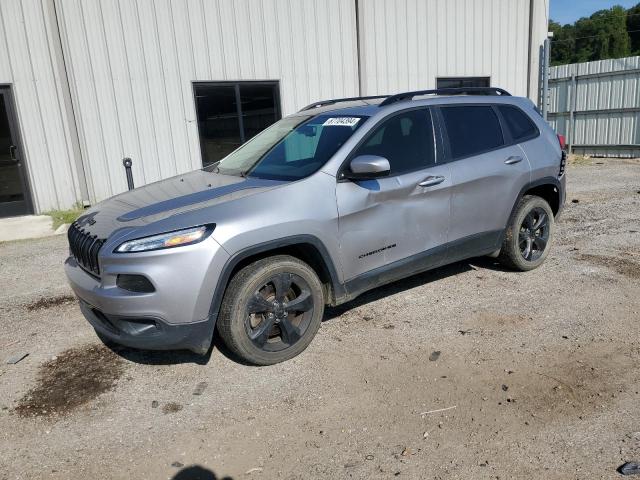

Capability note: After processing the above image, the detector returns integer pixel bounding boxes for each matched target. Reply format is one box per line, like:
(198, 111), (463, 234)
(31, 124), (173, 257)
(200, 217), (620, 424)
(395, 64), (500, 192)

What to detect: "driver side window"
(352, 108), (436, 175)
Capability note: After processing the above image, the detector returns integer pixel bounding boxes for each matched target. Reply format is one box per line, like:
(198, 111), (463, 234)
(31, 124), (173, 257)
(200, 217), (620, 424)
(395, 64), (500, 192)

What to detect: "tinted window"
(441, 106), (503, 159)
(353, 109), (435, 175)
(498, 105), (538, 142)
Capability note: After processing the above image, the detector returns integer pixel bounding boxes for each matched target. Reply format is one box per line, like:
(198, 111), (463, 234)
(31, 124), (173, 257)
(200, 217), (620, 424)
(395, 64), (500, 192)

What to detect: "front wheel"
(217, 255), (325, 365)
(497, 195), (555, 271)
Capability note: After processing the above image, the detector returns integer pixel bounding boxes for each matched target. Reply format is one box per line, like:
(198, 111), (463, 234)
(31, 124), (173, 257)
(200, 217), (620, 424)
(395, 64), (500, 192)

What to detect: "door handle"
(504, 155), (523, 165)
(419, 175), (445, 187)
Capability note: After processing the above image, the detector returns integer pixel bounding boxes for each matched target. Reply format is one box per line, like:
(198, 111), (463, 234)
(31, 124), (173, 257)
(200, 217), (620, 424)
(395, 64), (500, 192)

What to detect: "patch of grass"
(45, 205), (85, 230)
(567, 154), (592, 166)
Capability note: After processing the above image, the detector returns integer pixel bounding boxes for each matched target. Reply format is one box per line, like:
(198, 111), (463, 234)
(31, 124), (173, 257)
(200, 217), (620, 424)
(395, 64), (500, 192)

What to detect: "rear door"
(336, 107), (452, 282)
(437, 104), (531, 255)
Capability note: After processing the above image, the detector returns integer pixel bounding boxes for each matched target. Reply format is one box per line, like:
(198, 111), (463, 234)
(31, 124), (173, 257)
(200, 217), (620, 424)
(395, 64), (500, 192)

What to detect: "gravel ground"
(1, 159), (639, 480)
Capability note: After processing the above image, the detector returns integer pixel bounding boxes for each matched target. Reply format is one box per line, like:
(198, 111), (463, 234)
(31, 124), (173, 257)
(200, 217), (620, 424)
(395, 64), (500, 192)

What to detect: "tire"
(217, 255), (325, 366)
(497, 195), (555, 271)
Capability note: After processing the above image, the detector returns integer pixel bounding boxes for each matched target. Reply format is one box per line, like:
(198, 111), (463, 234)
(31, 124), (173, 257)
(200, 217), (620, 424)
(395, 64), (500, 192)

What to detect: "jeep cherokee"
(65, 87), (566, 365)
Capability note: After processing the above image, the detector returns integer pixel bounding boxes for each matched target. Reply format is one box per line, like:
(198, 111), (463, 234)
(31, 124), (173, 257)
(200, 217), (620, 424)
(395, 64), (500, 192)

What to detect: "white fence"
(548, 56), (640, 158)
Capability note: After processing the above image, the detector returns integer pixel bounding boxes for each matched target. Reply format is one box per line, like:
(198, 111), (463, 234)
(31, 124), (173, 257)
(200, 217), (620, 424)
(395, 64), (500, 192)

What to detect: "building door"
(194, 81), (281, 166)
(0, 87), (31, 217)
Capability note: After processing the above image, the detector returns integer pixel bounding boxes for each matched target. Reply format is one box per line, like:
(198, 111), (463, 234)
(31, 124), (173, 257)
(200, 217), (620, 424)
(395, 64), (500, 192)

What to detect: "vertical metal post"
(542, 37), (551, 121)
(123, 157), (134, 190)
(568, 73), (576, 154)
(234, 84), (245, 143)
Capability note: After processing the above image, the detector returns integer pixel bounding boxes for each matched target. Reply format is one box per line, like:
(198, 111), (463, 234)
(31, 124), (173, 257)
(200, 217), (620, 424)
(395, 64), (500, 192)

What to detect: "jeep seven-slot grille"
(67, 223), (105, 276)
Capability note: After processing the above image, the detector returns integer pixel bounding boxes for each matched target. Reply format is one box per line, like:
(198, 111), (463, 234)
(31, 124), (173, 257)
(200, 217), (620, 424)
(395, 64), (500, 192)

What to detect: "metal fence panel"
(548, 56), (640, 158)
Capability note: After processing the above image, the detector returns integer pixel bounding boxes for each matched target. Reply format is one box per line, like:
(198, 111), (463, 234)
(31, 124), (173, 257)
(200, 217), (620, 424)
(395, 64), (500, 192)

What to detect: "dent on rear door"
(448, 144), (531, 243)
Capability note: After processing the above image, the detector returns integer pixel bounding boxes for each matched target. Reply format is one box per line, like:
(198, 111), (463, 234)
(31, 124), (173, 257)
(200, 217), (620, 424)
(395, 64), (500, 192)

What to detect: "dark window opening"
(436, 77), (490, 89)
(441, 105), (504, 159)
(353, 109), (435, 175)
(194, 82), (280, 166)
(497, 105), (538, 142)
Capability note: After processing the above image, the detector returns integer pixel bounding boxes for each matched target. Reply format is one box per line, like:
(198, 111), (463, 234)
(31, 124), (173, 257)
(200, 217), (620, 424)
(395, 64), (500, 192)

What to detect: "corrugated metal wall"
(548, 56), (640, 158)
(0, 0), (548, 211)
(357, 0), (537, 98)
(0, 0), (81, 212)
(54, 0), (360, 203)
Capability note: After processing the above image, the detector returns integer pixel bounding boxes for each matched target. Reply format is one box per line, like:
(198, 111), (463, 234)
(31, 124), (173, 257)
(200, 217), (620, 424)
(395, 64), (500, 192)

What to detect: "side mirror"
(345, 155), (390, 180)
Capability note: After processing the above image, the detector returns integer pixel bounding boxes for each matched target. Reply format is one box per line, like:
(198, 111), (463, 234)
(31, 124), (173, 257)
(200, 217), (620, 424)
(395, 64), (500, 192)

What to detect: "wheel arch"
(499, 176), (563, 246)
(510, 176), (562, 220)
(208, 235), (345, 325)
(523, 182), (561, 216)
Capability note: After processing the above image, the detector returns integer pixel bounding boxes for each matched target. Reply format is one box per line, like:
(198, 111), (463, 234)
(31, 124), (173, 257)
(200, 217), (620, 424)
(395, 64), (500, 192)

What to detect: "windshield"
(208, 114), (368, 181)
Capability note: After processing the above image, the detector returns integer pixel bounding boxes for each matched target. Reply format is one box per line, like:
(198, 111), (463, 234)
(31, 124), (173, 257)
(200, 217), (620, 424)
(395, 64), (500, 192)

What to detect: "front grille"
(67, 223), (105, 276)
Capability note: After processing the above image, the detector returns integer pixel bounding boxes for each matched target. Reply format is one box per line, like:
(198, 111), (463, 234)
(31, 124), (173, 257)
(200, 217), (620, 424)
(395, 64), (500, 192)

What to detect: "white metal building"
(0, 0), (549, 217)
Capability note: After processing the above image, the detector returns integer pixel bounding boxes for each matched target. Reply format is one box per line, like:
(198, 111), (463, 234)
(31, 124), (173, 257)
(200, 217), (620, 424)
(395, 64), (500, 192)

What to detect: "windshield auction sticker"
(323, 117), (360, 127)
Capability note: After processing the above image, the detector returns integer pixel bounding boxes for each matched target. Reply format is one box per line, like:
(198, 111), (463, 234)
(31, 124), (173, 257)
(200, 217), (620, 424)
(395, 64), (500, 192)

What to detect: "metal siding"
(358, 0), (533, 97)
(0, 0), (80, 212)
(55, 0), (359, 203)
(549, 56), (640, 157)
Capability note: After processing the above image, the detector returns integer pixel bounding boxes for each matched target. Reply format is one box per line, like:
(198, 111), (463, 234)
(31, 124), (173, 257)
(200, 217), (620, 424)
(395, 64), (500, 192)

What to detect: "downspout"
(355, 0), (363, 96)
(526, 0), (534, 99)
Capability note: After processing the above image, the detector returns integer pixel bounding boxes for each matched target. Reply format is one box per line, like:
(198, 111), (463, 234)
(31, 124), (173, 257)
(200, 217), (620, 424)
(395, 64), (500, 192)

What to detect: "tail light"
(557, 134), (566, 150)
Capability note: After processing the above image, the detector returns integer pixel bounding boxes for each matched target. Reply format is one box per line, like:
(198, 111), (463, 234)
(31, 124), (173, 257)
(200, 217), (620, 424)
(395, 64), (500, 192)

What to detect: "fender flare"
(500, 175), (564, 243)
(207, 234), (345, 324)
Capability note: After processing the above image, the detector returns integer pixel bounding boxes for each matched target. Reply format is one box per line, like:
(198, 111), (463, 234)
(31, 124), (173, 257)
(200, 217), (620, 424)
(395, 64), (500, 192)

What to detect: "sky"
(550, 0), (639, 25)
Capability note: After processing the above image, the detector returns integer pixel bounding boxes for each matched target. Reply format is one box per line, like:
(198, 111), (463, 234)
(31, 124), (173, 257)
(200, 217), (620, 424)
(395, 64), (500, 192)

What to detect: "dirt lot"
(1, 159), (639, 480)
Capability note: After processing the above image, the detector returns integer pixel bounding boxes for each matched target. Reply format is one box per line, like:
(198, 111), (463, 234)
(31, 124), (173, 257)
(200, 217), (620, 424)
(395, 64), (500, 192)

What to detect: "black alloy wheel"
(497, 195), (555, 272)
(217, 255), (325, 365)
(245, 272), (315, 352)
(519, 207), (550, 262)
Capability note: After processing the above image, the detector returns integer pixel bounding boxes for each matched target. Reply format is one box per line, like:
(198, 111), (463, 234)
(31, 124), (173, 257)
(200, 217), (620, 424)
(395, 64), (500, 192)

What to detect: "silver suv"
(65, 87), (566, 365)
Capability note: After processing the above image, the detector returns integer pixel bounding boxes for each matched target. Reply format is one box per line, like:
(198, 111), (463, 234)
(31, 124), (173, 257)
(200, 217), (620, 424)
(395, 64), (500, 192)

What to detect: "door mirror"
(345, 155), (390, 180)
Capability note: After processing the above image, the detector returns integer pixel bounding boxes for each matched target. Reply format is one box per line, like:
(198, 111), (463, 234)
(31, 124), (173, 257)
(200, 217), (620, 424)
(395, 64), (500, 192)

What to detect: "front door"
(336, 108), (452, 284)
(0, 87), (30, 217)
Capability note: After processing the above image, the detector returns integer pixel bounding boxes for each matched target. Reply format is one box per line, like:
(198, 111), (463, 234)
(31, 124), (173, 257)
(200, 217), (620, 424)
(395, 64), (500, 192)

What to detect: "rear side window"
(441, 105), (503, 159)
(498, 105), (538, 142)
(353, 109), (435, 175)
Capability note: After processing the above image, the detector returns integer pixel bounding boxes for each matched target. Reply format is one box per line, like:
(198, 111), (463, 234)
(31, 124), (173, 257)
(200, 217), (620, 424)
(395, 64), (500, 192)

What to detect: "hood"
(74, 170), (286, 238)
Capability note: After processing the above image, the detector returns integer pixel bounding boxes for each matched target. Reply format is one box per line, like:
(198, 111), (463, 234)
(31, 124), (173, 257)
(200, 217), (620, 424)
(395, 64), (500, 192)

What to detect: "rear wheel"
(497, 195), (554, 271)
(217, 255), (325, 365)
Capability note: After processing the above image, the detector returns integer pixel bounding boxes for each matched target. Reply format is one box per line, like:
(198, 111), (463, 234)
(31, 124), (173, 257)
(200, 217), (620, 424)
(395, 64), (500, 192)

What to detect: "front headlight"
(115, 225), (214, 253)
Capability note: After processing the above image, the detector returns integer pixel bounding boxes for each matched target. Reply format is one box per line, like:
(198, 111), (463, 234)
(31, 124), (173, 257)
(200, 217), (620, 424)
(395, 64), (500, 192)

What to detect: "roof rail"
(378, 87), (511, 107)
(299, 95), (389, 112)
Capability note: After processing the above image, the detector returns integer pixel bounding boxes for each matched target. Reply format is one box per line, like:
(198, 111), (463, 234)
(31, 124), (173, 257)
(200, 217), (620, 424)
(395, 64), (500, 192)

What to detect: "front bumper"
(64, 236), (230, 353)
(78, 300), (213, 353)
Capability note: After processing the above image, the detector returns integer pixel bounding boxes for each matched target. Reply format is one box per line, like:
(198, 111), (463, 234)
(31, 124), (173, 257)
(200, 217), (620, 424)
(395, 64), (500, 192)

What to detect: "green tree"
(626, 4), (640, 54)
(549, 4), (633, 66)
(549, 20), (575, 66)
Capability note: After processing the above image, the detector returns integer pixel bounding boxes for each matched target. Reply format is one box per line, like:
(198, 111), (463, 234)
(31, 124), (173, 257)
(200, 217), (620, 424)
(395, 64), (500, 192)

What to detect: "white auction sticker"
(323, 117), (360, 127)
